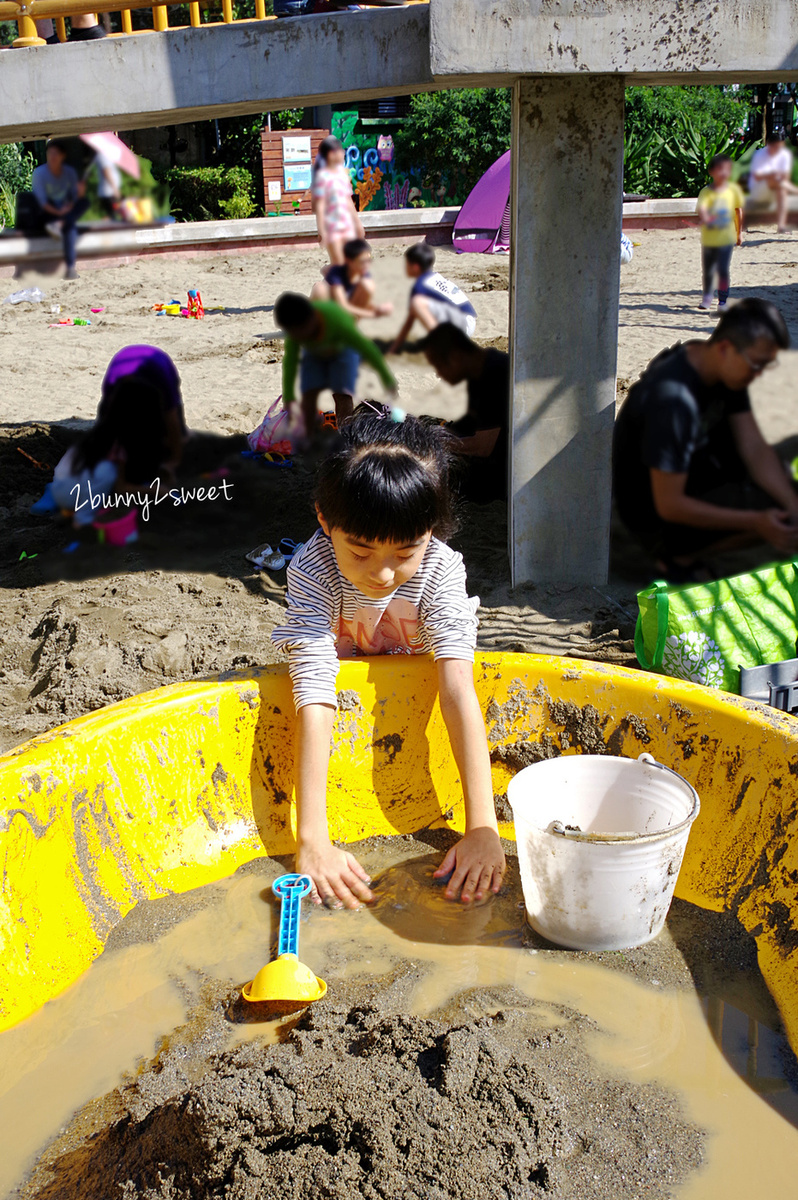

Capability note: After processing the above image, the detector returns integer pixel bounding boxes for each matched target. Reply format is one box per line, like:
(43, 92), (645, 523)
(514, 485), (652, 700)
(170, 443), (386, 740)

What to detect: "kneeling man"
(613, 298), (798, 580)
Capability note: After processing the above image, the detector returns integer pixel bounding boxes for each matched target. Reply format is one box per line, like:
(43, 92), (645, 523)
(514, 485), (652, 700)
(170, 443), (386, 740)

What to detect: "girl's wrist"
(464, 800), (499, 833)
(297, 826), (331, 850)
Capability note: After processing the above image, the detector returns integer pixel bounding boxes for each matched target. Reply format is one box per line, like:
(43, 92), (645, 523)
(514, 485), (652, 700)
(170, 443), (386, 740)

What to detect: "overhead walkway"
(0, 0), (797, 582)
(0, 5), (446, 141)
(2, 1), (797, 145)
(5, 0), (426, 47)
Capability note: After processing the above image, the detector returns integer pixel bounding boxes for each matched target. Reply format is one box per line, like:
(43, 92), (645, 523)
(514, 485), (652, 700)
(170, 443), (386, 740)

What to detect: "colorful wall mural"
(331, 110), (470, 212)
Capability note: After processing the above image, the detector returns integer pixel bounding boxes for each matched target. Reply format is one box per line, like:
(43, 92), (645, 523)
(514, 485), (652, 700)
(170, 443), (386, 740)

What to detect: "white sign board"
(267, 180), (282, 201)
(282, 135), (312, 163)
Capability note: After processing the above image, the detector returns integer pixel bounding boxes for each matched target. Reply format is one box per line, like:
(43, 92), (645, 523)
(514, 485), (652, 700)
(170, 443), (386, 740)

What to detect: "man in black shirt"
(420, 324), (509, 503)
(613, 298), (798, 578)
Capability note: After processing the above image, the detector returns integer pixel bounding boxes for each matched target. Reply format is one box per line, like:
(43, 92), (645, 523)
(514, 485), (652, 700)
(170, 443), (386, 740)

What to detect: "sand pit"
(5, 830), (798, 1200)
(2, 230), (798, 754)
(12, 838), (715, 1200)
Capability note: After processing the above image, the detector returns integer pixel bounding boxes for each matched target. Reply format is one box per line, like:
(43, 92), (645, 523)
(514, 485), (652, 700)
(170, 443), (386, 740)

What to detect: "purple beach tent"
(453, 151), (511, 254)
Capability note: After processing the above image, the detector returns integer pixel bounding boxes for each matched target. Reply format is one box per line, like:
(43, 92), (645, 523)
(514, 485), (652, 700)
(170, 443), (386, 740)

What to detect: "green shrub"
(160, 164), (256, 222)
(218, 166), (256, 218)
(624, 111), (754, 198)
(623, 127), (662, 196)
(0, 142), (34, 228)
(220, 192), (256, 220)
(624, 86), (756, 197)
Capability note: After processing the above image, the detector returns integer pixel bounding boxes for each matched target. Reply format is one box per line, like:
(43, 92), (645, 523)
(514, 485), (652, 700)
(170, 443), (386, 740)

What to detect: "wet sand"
(4, 835), (797, 1199)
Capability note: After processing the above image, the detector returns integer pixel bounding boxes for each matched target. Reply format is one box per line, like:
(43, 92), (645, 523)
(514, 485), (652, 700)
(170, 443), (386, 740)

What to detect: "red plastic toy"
(186, 288), (204, 320)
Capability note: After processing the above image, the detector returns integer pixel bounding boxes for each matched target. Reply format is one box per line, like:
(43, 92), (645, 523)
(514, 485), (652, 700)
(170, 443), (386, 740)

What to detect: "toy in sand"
(152, 290), (223, 318)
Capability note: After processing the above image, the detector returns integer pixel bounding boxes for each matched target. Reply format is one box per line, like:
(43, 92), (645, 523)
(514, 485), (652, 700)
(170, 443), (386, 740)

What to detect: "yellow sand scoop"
(242, 874), (326, 1004)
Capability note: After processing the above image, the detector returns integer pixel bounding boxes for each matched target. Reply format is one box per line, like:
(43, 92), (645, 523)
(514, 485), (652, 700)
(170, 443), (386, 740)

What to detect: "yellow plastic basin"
(0, 654), (796, 1052)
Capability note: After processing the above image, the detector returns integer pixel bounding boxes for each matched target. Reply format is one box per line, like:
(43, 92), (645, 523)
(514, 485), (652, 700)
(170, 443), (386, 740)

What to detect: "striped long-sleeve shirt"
(271, 529), (479, 709)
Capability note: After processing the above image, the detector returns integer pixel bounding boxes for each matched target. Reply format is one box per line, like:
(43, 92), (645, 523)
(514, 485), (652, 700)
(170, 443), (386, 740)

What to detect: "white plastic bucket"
(507, 753), (700, 951)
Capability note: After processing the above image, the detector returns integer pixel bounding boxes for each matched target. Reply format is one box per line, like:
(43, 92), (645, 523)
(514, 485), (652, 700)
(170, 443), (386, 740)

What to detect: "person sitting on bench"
(31, 140), (89, 280)
(746, 129), (798, 235)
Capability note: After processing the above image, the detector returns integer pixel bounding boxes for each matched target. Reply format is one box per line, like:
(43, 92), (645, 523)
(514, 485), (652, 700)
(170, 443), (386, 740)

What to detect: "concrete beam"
(3, 1), (797, 145)
(431, 0), (798, 84)
(0, 8), (456, 143)
(508, 75), (624, 585)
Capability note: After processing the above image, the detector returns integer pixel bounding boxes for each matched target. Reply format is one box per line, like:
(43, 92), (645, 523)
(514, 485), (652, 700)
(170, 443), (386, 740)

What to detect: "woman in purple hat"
(40, 345), (185, 527)
(99, 344), (186, 474)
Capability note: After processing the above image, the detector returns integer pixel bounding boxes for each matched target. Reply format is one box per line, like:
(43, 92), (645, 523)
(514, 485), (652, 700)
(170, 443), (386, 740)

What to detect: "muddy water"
(1, 837), (796, 1198)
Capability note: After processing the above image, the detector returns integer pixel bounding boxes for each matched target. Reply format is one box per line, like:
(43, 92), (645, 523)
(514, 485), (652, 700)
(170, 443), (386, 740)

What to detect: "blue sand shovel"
(242, 874), (327, 1004)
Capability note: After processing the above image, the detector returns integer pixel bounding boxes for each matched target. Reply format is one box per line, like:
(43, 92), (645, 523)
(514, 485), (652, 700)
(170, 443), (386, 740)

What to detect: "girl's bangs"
(324, 456), (441, 544)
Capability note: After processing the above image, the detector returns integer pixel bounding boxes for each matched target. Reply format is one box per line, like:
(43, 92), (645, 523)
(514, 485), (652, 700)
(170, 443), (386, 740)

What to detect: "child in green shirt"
(275, 293), (397, 437)
(696, 154), (744, 313)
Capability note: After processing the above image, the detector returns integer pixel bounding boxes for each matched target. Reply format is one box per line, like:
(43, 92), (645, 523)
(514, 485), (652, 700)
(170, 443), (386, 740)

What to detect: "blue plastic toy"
(242, 873), (327, 1003)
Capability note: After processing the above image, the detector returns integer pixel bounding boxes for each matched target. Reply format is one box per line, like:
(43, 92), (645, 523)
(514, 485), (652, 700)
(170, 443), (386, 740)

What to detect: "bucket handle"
(547, 753), (700, 843)
(636, 753), (700, 816)
(549, 820), (648, 843)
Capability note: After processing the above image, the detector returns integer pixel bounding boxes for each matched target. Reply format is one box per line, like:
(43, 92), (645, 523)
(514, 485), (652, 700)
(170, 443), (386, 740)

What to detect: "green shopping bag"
(635, 560), (798, 692)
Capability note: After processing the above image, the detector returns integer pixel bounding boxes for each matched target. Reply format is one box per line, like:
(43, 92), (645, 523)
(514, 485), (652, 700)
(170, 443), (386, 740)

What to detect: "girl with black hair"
(50, 378), (171, 525)
(272, 413), (505, 910)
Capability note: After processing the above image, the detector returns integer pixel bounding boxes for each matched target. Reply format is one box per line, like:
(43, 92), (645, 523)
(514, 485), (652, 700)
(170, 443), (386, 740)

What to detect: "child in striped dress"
(312, 136), (364, 266)
(272, 414), (505, 909)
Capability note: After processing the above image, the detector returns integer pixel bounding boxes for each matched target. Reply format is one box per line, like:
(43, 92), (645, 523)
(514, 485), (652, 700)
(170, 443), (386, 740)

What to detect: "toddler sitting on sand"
(41, 346), (184, 527)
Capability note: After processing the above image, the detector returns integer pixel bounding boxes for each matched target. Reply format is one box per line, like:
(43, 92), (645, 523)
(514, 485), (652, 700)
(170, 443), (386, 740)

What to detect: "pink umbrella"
(79, 132), (140, 180)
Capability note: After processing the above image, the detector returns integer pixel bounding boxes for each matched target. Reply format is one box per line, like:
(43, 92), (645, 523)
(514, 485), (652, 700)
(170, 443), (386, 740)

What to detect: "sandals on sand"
(278, 538), (305, 562)
(245, 539), (305, 572)
(245, 542), (286, 571)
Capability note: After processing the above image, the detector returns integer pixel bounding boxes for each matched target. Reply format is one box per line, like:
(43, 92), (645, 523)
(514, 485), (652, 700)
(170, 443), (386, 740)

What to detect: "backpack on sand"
(635, 560), (798, 693)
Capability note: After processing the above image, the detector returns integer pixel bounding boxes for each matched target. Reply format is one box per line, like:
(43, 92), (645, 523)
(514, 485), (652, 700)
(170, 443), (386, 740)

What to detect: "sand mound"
(30, 1000), (702, 1200)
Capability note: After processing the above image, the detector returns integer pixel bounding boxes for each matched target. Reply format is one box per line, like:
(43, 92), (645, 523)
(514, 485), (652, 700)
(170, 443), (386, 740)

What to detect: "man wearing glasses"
(613, 298), (798, 581)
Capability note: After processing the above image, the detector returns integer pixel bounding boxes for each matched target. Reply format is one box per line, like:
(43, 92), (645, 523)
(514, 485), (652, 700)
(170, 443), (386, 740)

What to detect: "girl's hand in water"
(433, 828), (505, 904)
(297, 840), (374, 910)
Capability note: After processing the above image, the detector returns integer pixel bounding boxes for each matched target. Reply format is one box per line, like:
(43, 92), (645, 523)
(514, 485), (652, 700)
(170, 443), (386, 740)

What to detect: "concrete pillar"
(508, 75), (625, 585)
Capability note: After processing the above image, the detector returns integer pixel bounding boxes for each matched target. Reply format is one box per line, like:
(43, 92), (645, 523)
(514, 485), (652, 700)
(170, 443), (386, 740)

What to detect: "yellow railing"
(3, 0), (427, 48)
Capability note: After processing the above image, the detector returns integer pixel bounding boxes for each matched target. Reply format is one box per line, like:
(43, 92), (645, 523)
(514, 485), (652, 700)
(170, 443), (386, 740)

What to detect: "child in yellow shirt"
(696, 154), (744, 313)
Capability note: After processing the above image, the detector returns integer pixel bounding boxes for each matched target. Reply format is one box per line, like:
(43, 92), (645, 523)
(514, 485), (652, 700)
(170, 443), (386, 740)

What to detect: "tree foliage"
(395, 84), (759, 202)
(625, 85), (756, 144)
(394, 88), (511, 194)
(624, 86), (758, 197)
(0, 143), (34, 228)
